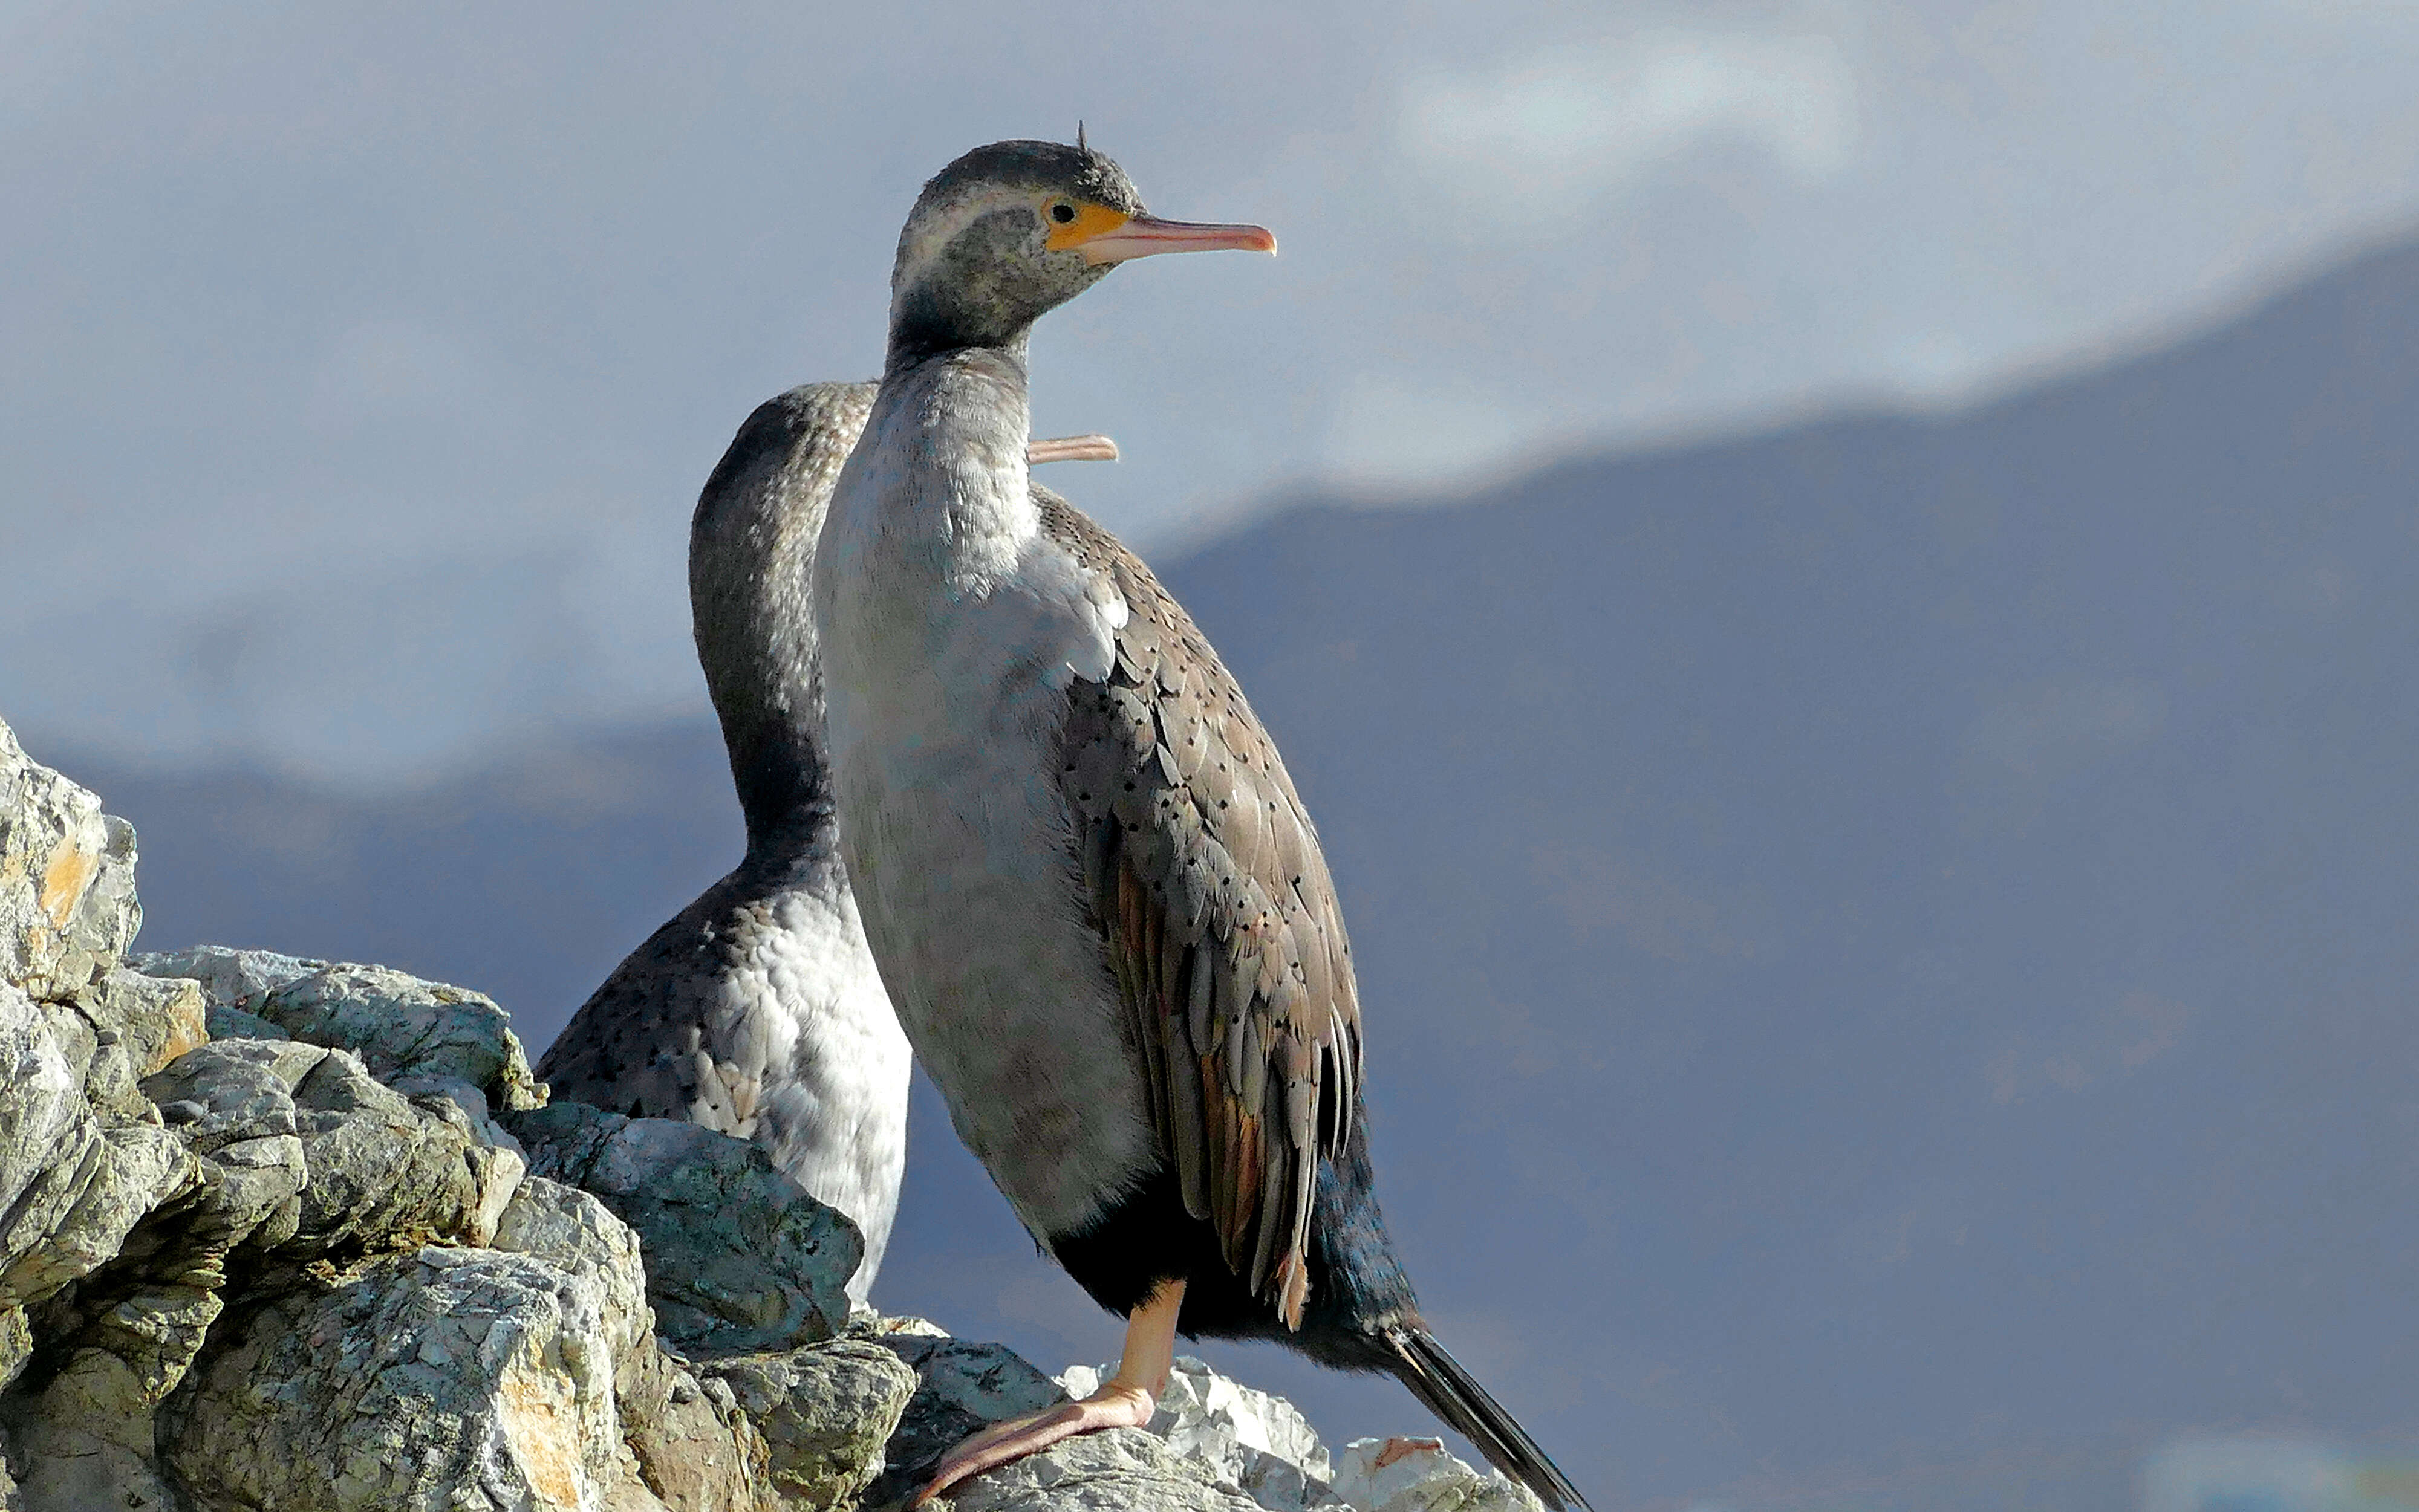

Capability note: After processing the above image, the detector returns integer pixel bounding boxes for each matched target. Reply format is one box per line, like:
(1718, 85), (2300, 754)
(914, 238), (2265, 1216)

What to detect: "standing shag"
(813, 141), (1590, 1507)
(539, 380), (1116, 1305)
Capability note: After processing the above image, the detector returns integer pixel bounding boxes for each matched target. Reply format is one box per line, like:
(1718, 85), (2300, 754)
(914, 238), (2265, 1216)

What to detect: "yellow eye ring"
(1043, 201), (1133, 252)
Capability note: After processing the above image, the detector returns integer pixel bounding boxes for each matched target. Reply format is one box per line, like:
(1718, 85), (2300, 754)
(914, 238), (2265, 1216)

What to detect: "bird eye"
(1050, 202), (1078, 224)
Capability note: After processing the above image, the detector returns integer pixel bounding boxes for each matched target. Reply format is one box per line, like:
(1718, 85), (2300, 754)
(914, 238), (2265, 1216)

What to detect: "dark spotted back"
(1045, 489), (1361, 1328)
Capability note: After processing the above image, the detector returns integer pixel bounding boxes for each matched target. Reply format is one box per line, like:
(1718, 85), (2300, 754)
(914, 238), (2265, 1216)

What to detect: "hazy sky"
(9, 0), (2419, 777)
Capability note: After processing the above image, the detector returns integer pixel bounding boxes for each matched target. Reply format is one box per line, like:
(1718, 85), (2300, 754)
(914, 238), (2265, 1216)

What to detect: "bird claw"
(912, 1381), (1158, 1504)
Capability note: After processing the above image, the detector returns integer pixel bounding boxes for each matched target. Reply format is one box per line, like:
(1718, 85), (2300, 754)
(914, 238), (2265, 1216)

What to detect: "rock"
(505, 1100), (856, 1357)
(489, 1176), (775, 1512)
(939, 1429), (1263, 1512)
(617, 1340), (776, 1512)
(138, 949), (546, 1115)
(703, 1337), (919, 1509)
(5, 1344), (180, 1510)
(140, 1039), (524, 1257)
(0, 1305), (28, 1393)
(392, 1072), (527, 1158)
(864, 1332), (1069, 1510)
(0, 1114), (194, 1301)
(1061, 1357), (1337, 1511)
(1, 1283), (222, 1512)
(492, 1176), (652, 1363)
(131, 944), (322, 1016)
(166, 1243), (653, 1511)
(0, 985), (89, 1267)
(206, 999), (288, 1042)
(0, 986), (195, 1312)
(137, 1037), (321, 1153)
(0, 719), (138, 1001)
(1330, 1438), (1545, 1512)
(285, 1050), (525, 1254)
(53, 969), (209, 1123)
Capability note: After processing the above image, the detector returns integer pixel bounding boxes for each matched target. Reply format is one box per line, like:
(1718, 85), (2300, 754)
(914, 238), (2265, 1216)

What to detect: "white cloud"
(1399, 22), (1863, 227)
(1320, 371), (1537, 489)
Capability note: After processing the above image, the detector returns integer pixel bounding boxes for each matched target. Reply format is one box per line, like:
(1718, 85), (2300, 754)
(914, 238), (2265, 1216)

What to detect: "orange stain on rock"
(37, 839), (96, 927)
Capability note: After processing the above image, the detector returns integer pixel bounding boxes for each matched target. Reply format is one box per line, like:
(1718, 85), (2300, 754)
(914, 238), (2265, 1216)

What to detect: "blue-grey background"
(10, 4), (2419, 1508)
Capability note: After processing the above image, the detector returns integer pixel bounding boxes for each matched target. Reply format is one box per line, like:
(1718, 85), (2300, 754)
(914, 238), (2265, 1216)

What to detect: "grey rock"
(0, 718), (139, 1001)
(141, 1039), (524, 1257)
(1, 1283), (222, 1512)
(5, 1345), (180, 1510)
(101, 1131), (311, 1291)
(614, 1337), (775, 1512)
(137, 1037), (316, 1153)
(0, 1101), (194, 1310)
(142, 949), (546, 1114)
(70, 970), (208, 1109)
(285, 1049), (525, 1254)
(206, 998), (288, 1042)
(1329, 1439), (1544, 1512)
(267, 961), (547, 1111)
(864, 1332), (1069, 1511)
(132, 943), (324, 1014)
(875, 1313), (952, 1338)
(29, 970), (207, 1129)
(505, 1100), (856, 1357)
(395, 1072), (528, 1157)
(0, 985), (86, 1254)
(940, 1429), (1263, 1512)
(167, 1243), (650, 1512)
(486, 1175), (773, 1511)
(704, 1337), (919, 1510)
(492, 1177), (652, 1372)
(1062, 1357), (1338, 1511)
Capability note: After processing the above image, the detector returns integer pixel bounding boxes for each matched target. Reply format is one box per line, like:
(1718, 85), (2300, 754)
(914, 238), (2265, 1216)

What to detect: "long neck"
(861, 344), (1038, 590)
(689, 384), (873, 861)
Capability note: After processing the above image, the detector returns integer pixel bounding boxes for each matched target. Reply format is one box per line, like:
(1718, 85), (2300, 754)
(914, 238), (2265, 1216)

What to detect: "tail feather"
(1384, 1327), (1592, 1511)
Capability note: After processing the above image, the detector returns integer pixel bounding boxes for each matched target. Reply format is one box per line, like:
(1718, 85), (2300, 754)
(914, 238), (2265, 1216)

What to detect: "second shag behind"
(539, 381), (1117, 1306)
(813, 140), (1591, 1508)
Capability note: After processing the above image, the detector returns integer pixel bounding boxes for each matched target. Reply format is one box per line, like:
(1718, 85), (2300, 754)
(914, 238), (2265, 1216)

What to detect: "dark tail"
(1384, 1326), (1592, 1511)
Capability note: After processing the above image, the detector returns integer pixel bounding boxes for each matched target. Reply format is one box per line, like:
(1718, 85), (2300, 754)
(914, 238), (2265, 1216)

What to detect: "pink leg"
(915, 1279), (1187, 1505)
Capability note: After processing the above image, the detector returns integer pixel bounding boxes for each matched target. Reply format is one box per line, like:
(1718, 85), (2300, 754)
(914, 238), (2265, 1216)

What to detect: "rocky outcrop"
(0, 713), (1552, 1511)
(503, 1100), (857, 1358)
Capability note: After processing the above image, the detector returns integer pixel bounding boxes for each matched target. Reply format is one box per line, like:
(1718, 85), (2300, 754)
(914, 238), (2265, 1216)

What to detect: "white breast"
(721, 878), (911, 1301)
(814, 354), (1153, 1242)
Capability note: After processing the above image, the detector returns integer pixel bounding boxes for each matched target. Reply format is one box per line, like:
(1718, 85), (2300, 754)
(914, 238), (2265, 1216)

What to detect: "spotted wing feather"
(1043, 490), (1361, 1328)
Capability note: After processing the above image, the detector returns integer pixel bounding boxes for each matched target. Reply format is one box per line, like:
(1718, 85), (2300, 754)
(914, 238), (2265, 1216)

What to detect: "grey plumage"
(1047, 492), (1359, 1323)
(542, 381), (910, 1305)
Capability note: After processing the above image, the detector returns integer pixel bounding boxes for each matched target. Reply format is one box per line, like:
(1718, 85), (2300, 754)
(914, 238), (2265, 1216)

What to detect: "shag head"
(887, 138), (1275, 363)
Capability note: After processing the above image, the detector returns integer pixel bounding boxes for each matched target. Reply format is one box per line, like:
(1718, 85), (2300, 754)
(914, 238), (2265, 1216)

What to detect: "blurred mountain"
(42, 230), (2419, 1510)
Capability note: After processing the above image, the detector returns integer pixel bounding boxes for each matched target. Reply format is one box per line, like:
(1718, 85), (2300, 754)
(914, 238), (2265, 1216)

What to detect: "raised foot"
(913, 1381), (1158, 1505)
